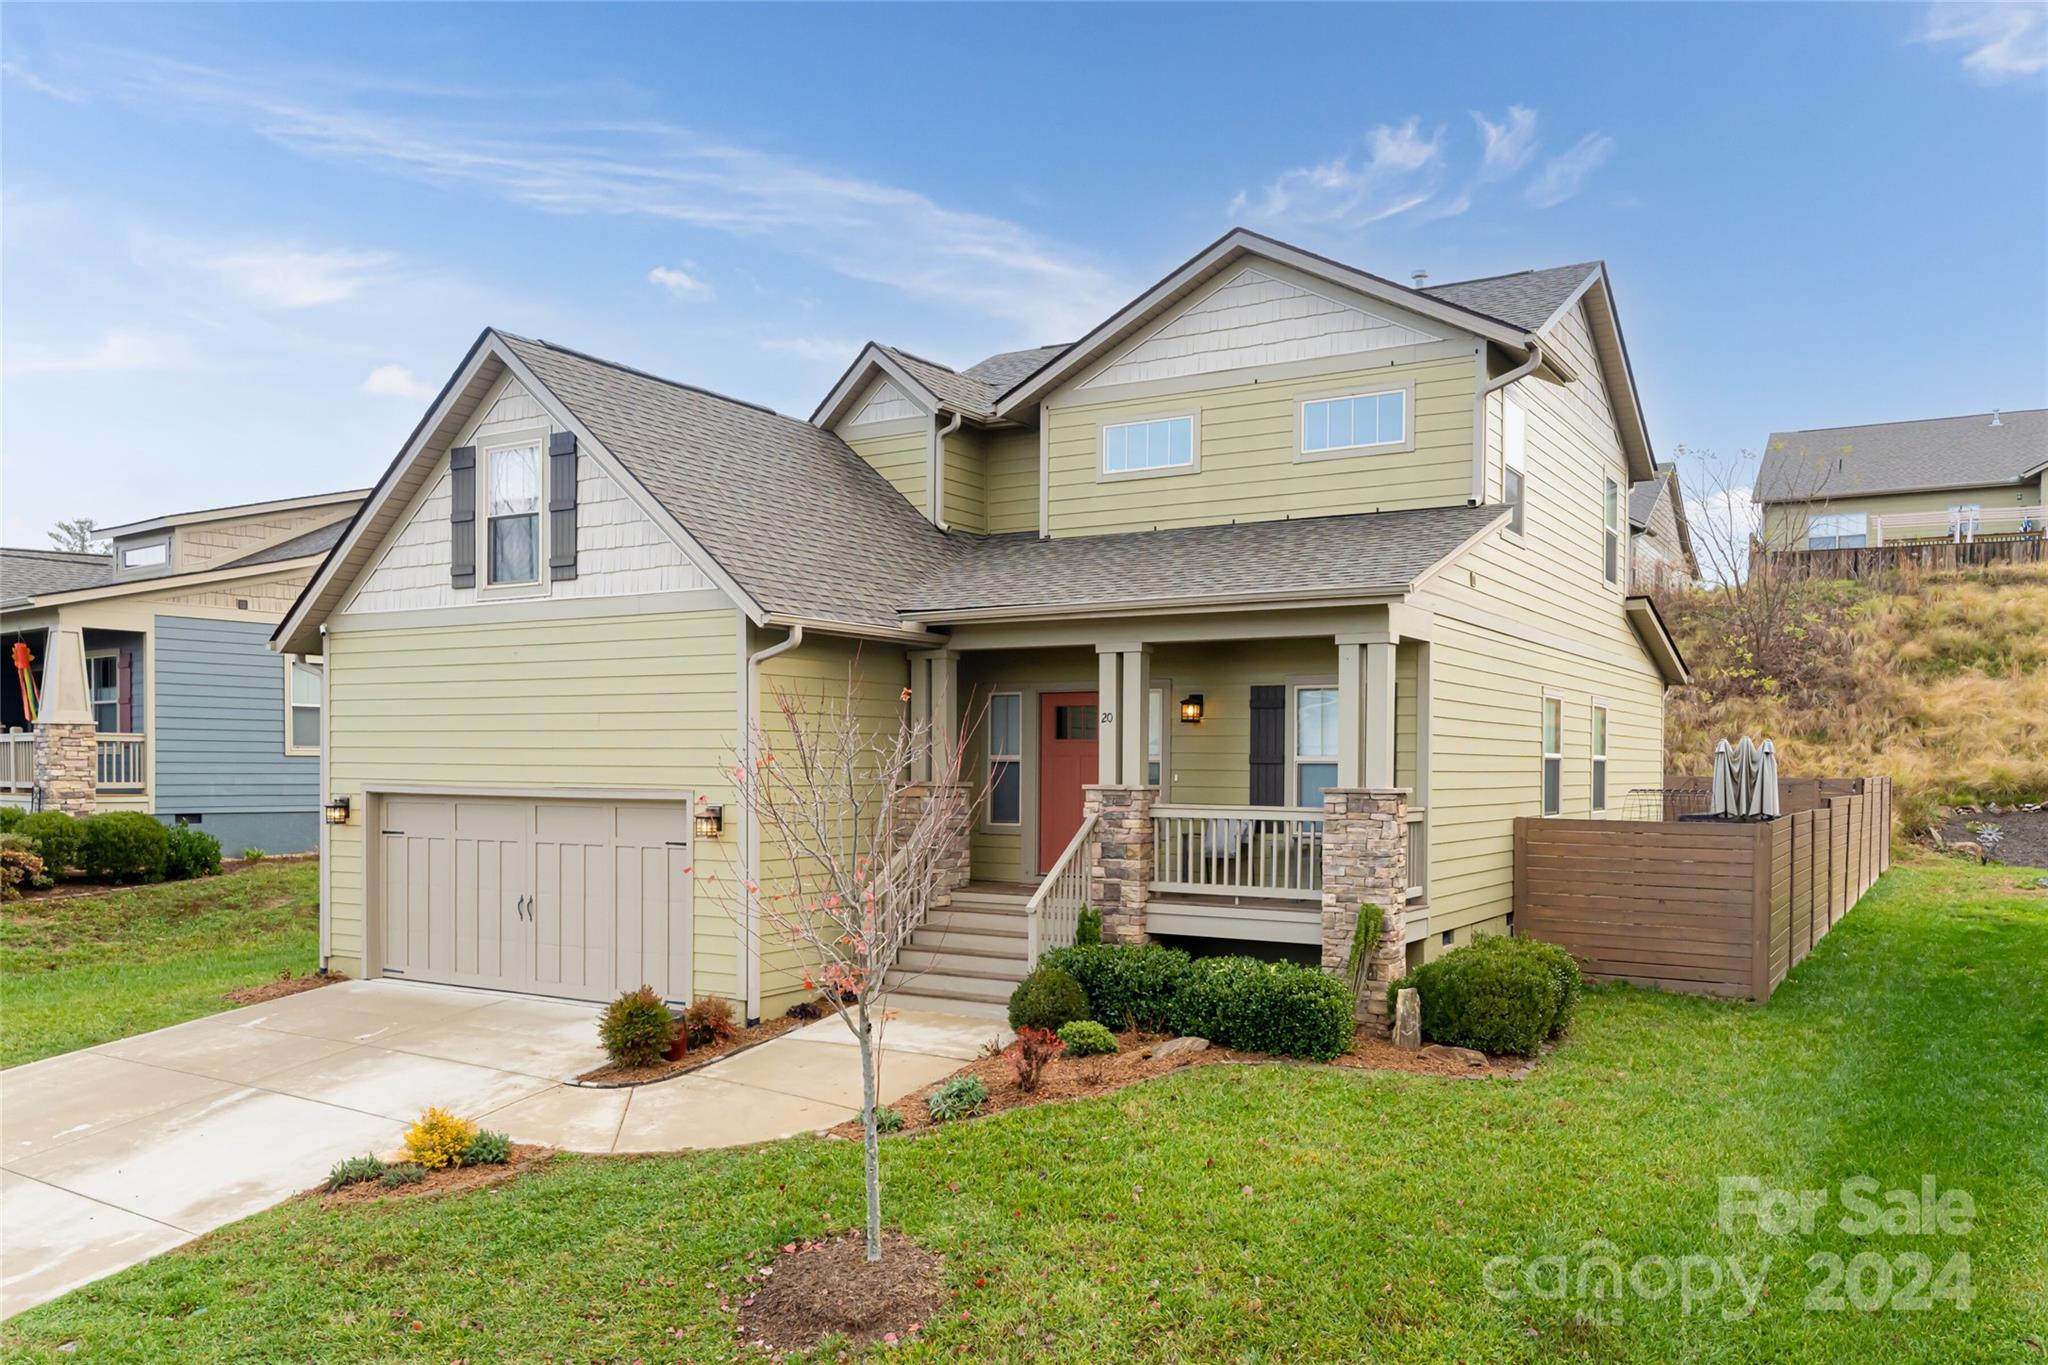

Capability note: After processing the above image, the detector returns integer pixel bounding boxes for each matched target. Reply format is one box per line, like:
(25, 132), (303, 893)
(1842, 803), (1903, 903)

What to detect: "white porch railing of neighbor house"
(1870, 505), (2046, 545)
(1151, 804), (1324, 902)
(1025, 812), (1096, 967)
(0, 730), (34, 794)
(96, 733), (146, 791)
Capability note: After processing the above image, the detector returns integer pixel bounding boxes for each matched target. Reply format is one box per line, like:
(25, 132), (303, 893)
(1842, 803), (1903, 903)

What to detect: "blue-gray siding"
(153, 616), (318, 840)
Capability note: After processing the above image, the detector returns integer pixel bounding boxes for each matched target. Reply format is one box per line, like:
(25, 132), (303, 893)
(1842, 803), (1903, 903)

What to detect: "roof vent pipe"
(1990, 409), (2002, 427)
(1411, 270), (1429, 289)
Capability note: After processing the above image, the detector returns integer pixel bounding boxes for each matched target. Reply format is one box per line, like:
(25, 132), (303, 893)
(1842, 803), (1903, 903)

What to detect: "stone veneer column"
(1320, 787), (1409, 1028)
(898, 782), (971, 907)
(33, 722), (99, 817)
(1083, 784), (1155, 945)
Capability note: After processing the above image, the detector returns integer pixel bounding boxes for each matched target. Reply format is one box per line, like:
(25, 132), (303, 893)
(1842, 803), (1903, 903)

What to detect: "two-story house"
(2, 489), (366, 852)
(274, 229), (1687, 1021)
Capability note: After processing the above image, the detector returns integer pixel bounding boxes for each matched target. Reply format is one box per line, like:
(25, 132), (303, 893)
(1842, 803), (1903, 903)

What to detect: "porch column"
(1335, 633), (1396, 790)
(1096, 648), (1122, 784)
(1118, 646), (1151, 790)
(34, 625), (97, 816)
(1083, 783), (1154, 945)
(1321, 787), (1409, 1029)
(897, 780), (970, 906)
(1095, 643), (1147, 785)
(910, 649), (960, 784)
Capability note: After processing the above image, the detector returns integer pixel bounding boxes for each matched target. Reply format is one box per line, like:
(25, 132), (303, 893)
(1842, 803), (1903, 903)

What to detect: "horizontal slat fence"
(1516, 776), (1891, 1001)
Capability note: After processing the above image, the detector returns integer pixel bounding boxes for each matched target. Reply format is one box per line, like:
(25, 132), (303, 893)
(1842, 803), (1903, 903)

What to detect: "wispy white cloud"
(761, 335), (863, 365)
(1474, 105), (1539, 177)
(204, 245), (394, 310)
(1, 59), (88, 104)
(1918, 3), (2047, 83)
(648, 264), (713, 301)
(1526, 133), (1616, 208)
(1232, 118), (1445, 228)
(360, 363), (435, 399)
(10, 328), (182, 374)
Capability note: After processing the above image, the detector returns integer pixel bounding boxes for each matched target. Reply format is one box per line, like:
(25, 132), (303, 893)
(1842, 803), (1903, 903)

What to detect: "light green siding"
(322, 607), (743, 998)
(1762, 483), (2040, 548)
(940, 427), (985, 534)
(985, 429), (1041, 534)
(843, 422), (928, 518)
(1042, 355), (1476, 537)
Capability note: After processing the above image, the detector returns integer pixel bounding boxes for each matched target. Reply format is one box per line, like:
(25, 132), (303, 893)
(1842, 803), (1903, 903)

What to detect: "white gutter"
(1473, 339), (1549, 503)
(930, 408), (963, 529)
(739, 623), (803, 1021)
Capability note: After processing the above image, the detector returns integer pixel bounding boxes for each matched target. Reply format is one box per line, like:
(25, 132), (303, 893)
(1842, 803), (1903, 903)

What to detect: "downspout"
(1473, 338), (1548, 503)
(739, 622), (803, 1022)
(930, 408), (962, 530)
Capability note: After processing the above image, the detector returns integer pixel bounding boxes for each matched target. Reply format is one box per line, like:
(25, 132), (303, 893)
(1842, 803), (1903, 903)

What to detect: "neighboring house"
(276, 227), (1688, 1022)
(1, 489), (367, 852)
(1628, 462), (1698, 589)
(1755, 409), (2047, 549)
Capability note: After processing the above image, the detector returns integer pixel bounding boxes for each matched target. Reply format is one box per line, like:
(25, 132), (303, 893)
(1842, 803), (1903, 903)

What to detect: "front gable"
(844, 378), (927, 428)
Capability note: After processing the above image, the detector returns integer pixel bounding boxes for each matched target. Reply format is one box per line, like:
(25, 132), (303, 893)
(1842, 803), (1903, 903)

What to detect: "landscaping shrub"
(1006, 964), (1089, 1032)
(925, 1074), (987, 1123)
(404, 1107), (479, 1171)
(1388, 934), (1574, 1057)
(461, 1129), (513, 1167)
(1008, 1026), (1065, 1092)
(872, 1106), (904, 1134)
(240, 848), (267, 862)
(1057, 1019), (1119, 1057)
(164, 824), (223, 880)
(323, 1154), (387, 1192)
(599, 985), (680, 1066)
(0, 806), (26, 832)
(0, 838), (45, 900)
(77, 811), (169, 882)
(1075, 905), (1102, 946)
(684, 993), (740, 1048)
(379, 1163), (428, 1189)
(1169, 956), (1356, 1062)
(1043, 943), (1192, 1031)
(17, 810), (82, 878)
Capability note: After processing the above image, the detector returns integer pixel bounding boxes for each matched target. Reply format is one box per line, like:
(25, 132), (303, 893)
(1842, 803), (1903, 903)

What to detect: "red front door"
(1038, 691), (1099, 872)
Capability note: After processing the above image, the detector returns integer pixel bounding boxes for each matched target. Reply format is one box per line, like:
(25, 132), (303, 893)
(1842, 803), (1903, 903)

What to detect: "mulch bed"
(10, 853), (318, 904)
(316, 1144), (554, 1209)
(735, 1231), (948, 1356)
(223, 969), (342, 1006)
(1333, 1031), (1542, 1080)
(1936, 806), (2048, 870)
(571, 1013), (802, 1087)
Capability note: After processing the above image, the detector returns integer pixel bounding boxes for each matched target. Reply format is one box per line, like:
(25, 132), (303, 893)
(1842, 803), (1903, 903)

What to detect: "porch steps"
(882, 885), (1033, 1018)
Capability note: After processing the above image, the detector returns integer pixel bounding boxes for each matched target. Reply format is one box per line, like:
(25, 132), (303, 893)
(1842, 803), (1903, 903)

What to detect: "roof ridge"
(1769, 408), (2044, 437)
(1427, 262), (1601, 290)
(0, 547), (112, 561)
(879, 344), (962, 375)
(500, 330), (783, 419)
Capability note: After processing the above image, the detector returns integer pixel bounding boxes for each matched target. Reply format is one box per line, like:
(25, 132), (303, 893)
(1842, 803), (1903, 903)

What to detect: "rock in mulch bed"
(316, 1145), (554, 1209)
(1936, 806), (2048, 871)
(735, 1231), (947, 1356)
(1333, 1031), (1543, 1080)
(223, 969), (342, 1006)
(572, 1014), (801, 1087)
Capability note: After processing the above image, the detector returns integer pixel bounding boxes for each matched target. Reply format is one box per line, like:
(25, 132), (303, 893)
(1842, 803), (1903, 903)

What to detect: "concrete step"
(922, 908), (1027, 935)
(895, 948), (1029, 981)
(880, 990), (1009, 1022)
(906, 927), (1027, 956)
(880, 968), (1013, 1005)
(949, 891), (1032, 911)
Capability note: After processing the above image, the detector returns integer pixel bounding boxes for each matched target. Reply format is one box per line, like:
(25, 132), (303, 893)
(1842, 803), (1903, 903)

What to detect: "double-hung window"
(87, 655), (119, 732)
(486, 443), (543, 585)
(1591, 704), (1608, 813)
(1300, 387), (1409, 457)
(1541, 697), (1563, 816)
(1807, 513), (1868, 550)
(1102, 415), (1194, 477)
(286, 656), (322, 756)
(1602, 477), (1623, 585)
(1293, 685), (1339, 808)
(986, 692), (1022, 825)
(1503, 393), (1528, 534)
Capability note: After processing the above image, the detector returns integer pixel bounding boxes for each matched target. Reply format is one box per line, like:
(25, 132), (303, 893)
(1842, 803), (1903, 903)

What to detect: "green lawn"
(0, 861), (318, 1068)
(7, 859), (2045, 1362)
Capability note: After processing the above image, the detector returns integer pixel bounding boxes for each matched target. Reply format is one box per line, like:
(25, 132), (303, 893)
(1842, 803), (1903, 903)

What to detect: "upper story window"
(1807, 512), (1867, 550)
(986, 692), (1022, 825)
(1102, 415), (1195, 478)
(1503, 393), (1528, 534)
(120, 540), (168, 569)
(486, 443), (542, 585)
(1602, 477), (1623, 584)
(285, 655), (322, 756)
(1293, 684), (1339, 808)
(1300, 386), (1408, 457)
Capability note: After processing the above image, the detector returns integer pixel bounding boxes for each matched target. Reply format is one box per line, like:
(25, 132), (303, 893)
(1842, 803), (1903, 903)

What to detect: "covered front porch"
(901, 604), (1434, 1020)
(1, 619), (148, 812)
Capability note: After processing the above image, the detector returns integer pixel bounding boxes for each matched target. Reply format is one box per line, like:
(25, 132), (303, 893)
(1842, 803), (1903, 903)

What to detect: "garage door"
(377, 795), (694, 1003)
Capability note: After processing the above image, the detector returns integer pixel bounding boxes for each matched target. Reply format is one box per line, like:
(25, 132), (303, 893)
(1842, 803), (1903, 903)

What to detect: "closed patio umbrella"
(1732, 736), (1762, 819)
(1709, 739), (1733, 817)
(1758, 739), (1782, 818)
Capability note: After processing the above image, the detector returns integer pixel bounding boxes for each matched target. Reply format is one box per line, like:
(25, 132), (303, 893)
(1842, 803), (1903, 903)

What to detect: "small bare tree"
(720, 664), (983, 1264)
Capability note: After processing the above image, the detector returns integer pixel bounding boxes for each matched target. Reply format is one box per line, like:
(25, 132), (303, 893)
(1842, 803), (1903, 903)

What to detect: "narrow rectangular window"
(487, 444), (542, 585)
(1101, 415), (1195, 476)
(1591, 704), (1608, 813)
(1147, 685), (1165, 788)
(87, 655), (119, 732)
(986, 692), (1021, 825)
(286, 656), (322, 756)
(1293, 685), (1339, 808)
(120, 541), (167, 569)
(1541, 697), (1563, 816)
(1503, 393), (1528, 534)
(1300, 389), (1408, 455)
(1603, 477), (1623, 584)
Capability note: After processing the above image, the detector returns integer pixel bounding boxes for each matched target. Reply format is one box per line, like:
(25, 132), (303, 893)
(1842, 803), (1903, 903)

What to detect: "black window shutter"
(548, 432), (578, 580)
(1249, 685), (1286, 807)
(448, 445), (476, 588)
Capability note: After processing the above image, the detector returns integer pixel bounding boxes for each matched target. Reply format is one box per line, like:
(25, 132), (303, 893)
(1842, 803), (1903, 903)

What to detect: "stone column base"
(33, 722), (98, 817)
(1083, 785), (1154, 945)
(898, 782), (970, 907)
(1320, 787), (1409, 1029)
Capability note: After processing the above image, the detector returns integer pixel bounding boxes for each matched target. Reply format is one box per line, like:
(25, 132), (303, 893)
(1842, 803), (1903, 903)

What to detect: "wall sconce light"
(694, 805), (724, 839)
(1179, 694), (1205, 724)
(323, 796), (351, 826)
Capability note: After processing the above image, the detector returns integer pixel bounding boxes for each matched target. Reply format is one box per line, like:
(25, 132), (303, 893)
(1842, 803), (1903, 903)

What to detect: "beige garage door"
(377, 794), (694, 1003)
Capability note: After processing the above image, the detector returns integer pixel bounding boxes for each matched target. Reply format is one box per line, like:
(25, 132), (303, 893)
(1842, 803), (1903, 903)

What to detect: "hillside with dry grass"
(1661, 564), (2048, 833)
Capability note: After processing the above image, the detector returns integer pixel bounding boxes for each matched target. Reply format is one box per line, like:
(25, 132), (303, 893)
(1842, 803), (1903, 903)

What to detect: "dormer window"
(486, 443), (542, 585)
(120, 540), (168, 569)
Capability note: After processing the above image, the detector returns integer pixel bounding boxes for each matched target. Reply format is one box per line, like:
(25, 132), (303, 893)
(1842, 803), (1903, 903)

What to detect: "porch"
(0, 620), (149, 811)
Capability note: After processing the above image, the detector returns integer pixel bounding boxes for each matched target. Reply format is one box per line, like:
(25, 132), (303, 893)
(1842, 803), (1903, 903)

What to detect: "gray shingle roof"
(1629, 463), (1676, 530)
(501, 333), (953, 629)
(963, 345), (1068, 390)
(1754, 409), (2047, 502)
(223, 519), (351, 570)
(898, 505), (1507, 618)
(1422, 263), (1598, 332)
(0, 549), (115, 605)
(873, 344), (1071, 419)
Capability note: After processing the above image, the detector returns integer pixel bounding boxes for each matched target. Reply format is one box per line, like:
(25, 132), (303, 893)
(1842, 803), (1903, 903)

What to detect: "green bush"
(598, 985), (679, 1067)
(240, 848), (268, 862)
(18, 810), (82, 877)
(0, 806), (26, 833)
(1006, 965), (1089, 1032)
(461, 1130), (513, 1167)
(1043, 943), (1191, 1032)
(323, 1154), (388, 1192)
(1056, 1019), (1119, 1057)
(873, 1106), (905, 1134)
(378, 1163), (428, 1189)
(164, 824), (223, 880)
(925, 1074), (987, 1123)
(77, 812), (169, 882)
(1389, 934), (1576, 1057)
(1169, 956), (1356, 1061)
(1075, 906), (1102, 946)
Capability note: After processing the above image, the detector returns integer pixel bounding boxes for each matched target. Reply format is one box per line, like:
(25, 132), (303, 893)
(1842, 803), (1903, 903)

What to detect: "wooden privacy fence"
(1515, 776), (1893, 1001)
(1758, 536), (2044, 582)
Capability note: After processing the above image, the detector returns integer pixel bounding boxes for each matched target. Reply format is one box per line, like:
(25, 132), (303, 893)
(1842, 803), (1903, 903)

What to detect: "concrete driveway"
(0, 979), (1006, 1319)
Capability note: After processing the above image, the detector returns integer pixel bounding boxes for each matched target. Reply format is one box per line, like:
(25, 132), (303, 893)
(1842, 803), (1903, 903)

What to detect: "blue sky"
(3, 2), (2043, 545)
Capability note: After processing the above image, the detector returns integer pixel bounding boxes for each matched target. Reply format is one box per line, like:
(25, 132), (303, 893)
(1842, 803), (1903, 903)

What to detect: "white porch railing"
(1870, 505), (2045, 545)
(0, 731), (33, 793)
(1025, 811), (1096, 967)
(96, 733), (146, 791)
(1151, 804), (1324, 902)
